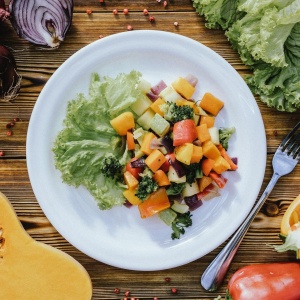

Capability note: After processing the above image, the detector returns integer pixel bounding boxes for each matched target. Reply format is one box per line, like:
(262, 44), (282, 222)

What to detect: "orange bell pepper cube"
(140, 131), (156, 155)
(123, 189), (142, 205)
(153, 170), (171, 186)
(138, 188), (170, 218)
(173, 119), (198, 146)
(145, 149), (166, 172)
(123, 171), (139, 190)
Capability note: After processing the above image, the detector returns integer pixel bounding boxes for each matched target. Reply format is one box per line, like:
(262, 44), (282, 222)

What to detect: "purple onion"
(130, 157), (146, 168)
(0, 45), (21, 102)
(9, 0), (73, 48)
(185, 74), (198, 87)
(161, 135), (174, 153)
(169, 158), (186, 178)
(151, 80), (167, 95)
(184, 195), (203, 211)
(146, 91), (160, 102)
(0, 0), (9, 23)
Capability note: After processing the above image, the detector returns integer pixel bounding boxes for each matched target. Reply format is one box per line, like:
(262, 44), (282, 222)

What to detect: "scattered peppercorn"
(112, 8), (118, 15)
(114, 288), (120, 294)
(143, 8), (149, 15)
(86, 9), (92, 15)
(165, 277), (171, 282)
(124, 290), (130, 297)
(6, 130), (12, 136)
(99, 34), (104, 39)
(123, 8), (129, 15)
(273, 130), (278, 136)
(153, 297), (159, 300)
(99, 0), (104, 2)
(163, 1), (168, 7)
(171, 287), (178, 294)
(149, 15), (155, 22)
(174, 21), (179, 27)
(127, 24), (133, 31)
(0, 151), (4, 157)
(6, 123), (12, 129)
(13, 117), (19, 122)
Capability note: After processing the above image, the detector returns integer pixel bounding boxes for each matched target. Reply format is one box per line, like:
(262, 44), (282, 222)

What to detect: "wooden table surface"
(1, 1), (300, 299)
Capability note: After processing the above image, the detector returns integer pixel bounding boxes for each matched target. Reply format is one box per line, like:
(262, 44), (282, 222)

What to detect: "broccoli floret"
(219, 127), (236, 150)
(135, 175), (159, 201)
(185, 162), (202, 184)
(166, 182), (185, 196)
(160, 101), (194, 123)
(100, 153), (122, 180)
(171, 211), (193, 240)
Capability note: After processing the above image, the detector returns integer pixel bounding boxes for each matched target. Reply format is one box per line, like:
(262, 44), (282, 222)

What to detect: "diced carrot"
(124, 171), (139, 190)
(200, 115), (215, 128)
(126, 158), (144, 179)
(201, 158), (215, 176)
(145, 149), (166, 172)
(126, 131), (136, 151)
(196, 123), (211, 143)
(140, 131), (156, 155)
(138, 188), (170, 218)
(173, 119), (198, 146)
(217, 144), (238, 171)
(153, 170), (171, 186)
(200, 93), (224, 116)
(209, 171), (227, 188)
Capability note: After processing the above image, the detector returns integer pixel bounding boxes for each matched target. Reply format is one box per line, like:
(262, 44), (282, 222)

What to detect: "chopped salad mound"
(52, 71), (237, 239)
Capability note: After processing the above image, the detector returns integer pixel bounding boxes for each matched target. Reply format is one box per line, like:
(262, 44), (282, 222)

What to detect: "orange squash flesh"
(0, 192), (92, 300)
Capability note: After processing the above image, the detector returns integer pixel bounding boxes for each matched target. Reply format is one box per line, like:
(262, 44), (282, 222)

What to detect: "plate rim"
(26, 30), (266, 271)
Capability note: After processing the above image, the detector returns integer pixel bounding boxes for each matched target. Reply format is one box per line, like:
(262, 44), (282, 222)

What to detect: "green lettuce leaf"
(192, 0), (300, 112)
(52, 71), (142, 209)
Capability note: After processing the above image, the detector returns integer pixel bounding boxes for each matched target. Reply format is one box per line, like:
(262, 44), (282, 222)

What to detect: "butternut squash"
(0, 192), (92, 300)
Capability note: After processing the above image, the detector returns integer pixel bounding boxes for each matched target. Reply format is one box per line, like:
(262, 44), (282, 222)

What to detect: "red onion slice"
(0, 0), (10, 23)
(0, 45), (21, 102)
(9, 0), (73, 48)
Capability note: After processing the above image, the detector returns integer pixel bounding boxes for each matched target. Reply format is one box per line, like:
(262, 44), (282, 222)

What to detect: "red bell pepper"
(226, 262), (300, 300)
(172, 119), (197, 146)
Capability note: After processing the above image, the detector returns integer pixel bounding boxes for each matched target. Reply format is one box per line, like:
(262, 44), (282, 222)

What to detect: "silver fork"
(201, 121), (300, 292)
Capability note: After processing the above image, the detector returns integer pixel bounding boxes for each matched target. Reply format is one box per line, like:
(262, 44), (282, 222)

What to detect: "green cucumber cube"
(150, 113), (170, 136)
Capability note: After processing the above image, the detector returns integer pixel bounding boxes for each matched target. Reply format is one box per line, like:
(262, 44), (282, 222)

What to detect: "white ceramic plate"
(27, 30), (266, 271)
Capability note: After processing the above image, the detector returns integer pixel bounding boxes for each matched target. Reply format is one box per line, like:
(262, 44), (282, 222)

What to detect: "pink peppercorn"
(171, 287), (178, 294)
(165, 277), (171, 282)
(0, 151), (4, 157)
(127, 25), (133, 31)
(113, 9), (118, 15)
(124, 290), (130, 297)
(114, 288), (120, 294)
(149, 15), (155, 22)
(163, 1), (168, 7)
(86, 9), (92, 15)
(123, 8), (129, 15)
(143, 8), (149, 15)
(6, 130), (12, 136)
(174, 21), (179, 27)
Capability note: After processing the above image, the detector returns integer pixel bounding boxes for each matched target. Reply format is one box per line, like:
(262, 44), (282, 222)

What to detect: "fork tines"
(280, 121), (300, 160)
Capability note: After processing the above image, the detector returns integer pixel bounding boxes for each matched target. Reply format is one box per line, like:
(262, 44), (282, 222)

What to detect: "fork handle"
(200, 172), (281, 292)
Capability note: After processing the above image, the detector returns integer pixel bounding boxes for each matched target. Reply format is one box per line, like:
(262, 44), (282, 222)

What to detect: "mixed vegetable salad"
(53, 71), (237, 239)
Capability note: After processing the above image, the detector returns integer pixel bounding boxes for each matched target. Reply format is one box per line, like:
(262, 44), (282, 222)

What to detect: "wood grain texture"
(1, 1), (300, 299)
